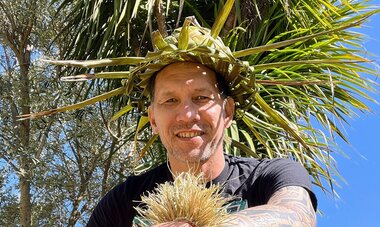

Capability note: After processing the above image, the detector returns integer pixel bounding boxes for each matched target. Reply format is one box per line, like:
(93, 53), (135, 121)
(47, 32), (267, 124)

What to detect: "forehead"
(154, 62), (218, 94)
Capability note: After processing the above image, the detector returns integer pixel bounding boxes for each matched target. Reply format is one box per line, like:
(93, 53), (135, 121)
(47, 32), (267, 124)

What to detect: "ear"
(148, 105), (158, 134)
(224, 97), (235, 128)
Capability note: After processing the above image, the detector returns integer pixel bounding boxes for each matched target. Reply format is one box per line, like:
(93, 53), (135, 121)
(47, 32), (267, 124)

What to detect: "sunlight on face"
(148, 62), (234, 164)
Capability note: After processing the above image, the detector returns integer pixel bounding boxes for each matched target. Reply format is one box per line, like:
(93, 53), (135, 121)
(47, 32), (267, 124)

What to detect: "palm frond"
(41, 0), (380, 194)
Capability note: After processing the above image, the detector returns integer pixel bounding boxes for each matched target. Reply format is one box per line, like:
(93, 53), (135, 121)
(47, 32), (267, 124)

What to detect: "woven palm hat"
(128, 18), (256, 110)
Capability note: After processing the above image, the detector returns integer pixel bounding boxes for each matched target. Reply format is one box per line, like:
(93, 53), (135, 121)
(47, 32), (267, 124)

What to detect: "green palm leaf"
(44, 0), (380, 194)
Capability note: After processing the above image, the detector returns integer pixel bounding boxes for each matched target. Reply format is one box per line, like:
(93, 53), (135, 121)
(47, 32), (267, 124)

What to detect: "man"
(87, 61), (317, 226)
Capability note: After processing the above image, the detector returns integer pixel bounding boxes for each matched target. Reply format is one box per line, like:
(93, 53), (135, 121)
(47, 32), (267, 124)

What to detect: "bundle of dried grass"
(135, 171), (231, 226)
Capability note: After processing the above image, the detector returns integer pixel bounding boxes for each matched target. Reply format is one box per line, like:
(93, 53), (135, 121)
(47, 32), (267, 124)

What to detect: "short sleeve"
(252, 158), (317, 210)
(86, 164), (171, 227)
(86, 179), (134, 227)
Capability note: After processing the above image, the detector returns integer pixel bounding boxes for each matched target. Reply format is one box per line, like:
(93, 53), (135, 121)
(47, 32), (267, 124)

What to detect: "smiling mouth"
(177, 131), (204, 138)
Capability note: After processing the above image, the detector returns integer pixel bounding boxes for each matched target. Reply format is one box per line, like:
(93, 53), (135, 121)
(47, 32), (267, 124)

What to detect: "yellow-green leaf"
(44, 57), (145, 68)
(18, 87), (126, 120)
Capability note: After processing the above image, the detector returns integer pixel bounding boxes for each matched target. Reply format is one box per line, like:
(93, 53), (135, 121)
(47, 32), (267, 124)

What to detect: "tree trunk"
(101, 139), (118, 196)
(18, 50), (32, 227)
(19, 160), (32, 227)
(154, 1), (167, 38)
(67, 197), (81, 227)
(1, 0), (34, 223)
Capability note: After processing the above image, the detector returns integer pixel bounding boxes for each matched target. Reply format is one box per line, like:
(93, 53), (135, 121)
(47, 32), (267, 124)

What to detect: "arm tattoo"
(224, 186), (316, 227)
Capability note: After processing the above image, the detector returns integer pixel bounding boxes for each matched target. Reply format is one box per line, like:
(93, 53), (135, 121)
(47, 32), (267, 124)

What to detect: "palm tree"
(34, 0), (379, 194)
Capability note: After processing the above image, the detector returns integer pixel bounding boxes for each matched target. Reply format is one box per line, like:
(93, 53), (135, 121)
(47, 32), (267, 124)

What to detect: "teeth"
(177, 132), (202, 138)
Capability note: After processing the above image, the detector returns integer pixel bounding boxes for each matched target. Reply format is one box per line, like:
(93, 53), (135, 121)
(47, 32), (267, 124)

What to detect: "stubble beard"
(166, 134), (224, 164)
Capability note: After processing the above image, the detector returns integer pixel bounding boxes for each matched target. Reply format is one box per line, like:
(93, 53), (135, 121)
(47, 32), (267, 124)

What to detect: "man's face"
(148, 62), (234, 164)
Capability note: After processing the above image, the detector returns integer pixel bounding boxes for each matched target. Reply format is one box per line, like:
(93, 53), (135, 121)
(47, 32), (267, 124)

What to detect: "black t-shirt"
(87, 154), (317, 227)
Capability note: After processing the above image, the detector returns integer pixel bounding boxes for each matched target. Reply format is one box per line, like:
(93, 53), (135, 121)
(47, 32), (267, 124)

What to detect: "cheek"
(154, 112), (173, 132)
(202, 107), (225, 127)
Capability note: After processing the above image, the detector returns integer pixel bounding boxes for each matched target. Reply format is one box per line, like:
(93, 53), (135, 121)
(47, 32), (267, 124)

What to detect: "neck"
(168, 151), (225, 181)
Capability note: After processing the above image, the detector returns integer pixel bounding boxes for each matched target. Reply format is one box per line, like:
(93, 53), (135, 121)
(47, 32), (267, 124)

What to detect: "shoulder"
(86, 179), (132, 226)
(116, 163), (171, 200)
(253, 158), (318, 210)
(257, 158), (311, 188)
(111, 163), (170, 198)
(224, 154), (261, 172)
(87, 163), (170, 227)
(128, 163), (170, 185)
(223, 154), (310, 184)
(219, 154), (261, 194)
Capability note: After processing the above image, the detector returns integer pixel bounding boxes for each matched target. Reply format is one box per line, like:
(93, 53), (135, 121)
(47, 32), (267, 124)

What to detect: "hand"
(152, 221), (194, 227)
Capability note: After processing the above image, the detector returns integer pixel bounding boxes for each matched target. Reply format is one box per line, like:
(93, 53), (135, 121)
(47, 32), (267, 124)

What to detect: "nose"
(176, 100), (200, 123)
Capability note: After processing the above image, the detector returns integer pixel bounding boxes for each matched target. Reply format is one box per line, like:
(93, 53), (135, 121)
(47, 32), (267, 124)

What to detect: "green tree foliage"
(0, 0), (139, 226)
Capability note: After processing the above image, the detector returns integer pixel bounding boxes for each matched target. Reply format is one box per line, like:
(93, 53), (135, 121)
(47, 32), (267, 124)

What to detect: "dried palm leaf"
(135, 171), (231, 226)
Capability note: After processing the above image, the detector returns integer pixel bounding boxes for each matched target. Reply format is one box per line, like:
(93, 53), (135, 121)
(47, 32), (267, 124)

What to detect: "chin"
(172, 148), (215, 163)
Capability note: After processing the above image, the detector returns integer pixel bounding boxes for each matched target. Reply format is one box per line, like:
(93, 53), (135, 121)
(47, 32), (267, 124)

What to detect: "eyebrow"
(193, 88), (214, 93)
(157, 87), (214, 97)
(156, 90), (175, 98)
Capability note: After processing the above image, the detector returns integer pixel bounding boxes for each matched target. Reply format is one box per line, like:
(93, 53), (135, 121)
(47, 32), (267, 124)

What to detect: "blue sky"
(0, 2), (378, 227)
(315, 2), (380, 226)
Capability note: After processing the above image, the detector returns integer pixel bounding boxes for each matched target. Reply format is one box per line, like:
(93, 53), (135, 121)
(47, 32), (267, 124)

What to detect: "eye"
(196, 96), (207, 100)
(194, 96), (211, 102)
(164, 98), (177, 103)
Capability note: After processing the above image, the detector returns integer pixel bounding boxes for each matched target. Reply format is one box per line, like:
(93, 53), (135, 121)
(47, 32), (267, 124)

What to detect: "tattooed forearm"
(223, 186), (316, 227)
